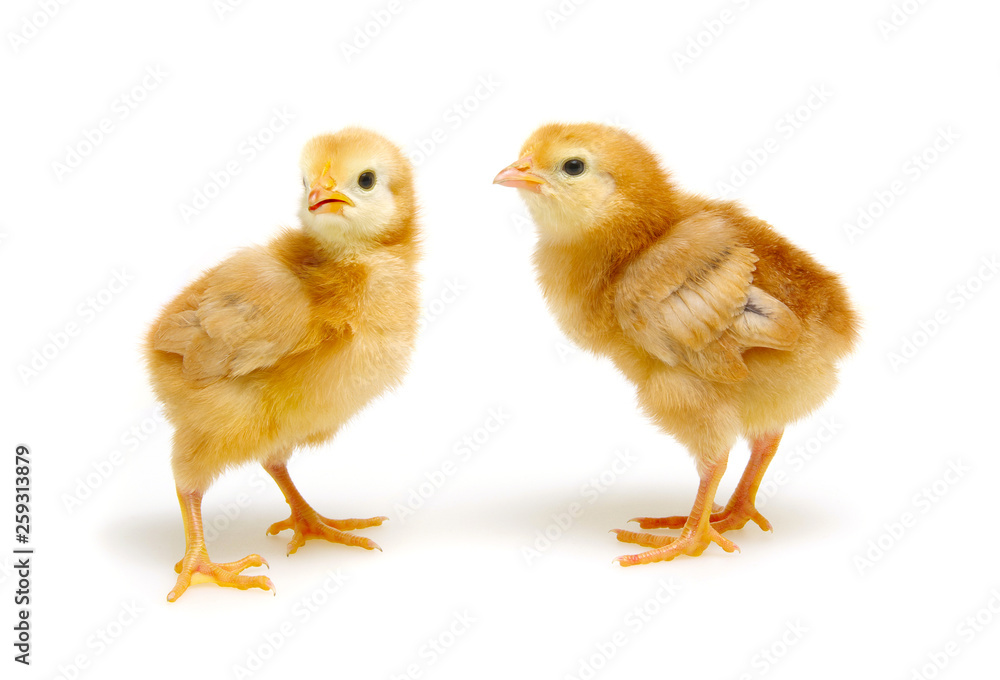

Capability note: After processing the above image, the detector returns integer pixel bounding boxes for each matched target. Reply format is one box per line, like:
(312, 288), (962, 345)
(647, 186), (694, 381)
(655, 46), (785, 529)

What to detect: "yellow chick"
(495, 123), (859, 565)
(147, 128), (421, 600)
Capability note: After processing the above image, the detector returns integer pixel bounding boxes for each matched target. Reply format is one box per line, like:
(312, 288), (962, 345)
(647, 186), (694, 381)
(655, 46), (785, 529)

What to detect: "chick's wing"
(153, 247), (314, 380)
(615, 214), (801, 383)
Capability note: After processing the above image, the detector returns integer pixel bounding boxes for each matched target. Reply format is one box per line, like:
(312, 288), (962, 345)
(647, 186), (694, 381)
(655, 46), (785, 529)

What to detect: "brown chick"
(147, 128), (420, 600)
(494, 123), (859, 565)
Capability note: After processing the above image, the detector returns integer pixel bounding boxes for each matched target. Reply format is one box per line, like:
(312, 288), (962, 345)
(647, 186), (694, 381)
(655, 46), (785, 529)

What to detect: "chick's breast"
(281, 246), (421, 437)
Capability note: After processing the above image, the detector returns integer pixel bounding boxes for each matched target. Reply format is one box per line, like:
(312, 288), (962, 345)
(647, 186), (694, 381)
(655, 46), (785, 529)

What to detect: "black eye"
(563, 158), (586, 176)
(358, 171), (376, 190)
(302, 177), (308, 188)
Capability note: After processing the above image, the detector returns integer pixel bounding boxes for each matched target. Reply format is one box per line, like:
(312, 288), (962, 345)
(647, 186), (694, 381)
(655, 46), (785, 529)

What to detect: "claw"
(750, 510), (773, 533)
(267, 517), (293, 536)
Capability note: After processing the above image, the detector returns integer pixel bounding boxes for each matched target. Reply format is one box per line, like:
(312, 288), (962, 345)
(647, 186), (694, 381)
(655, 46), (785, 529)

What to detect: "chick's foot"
(168, 548), (273, 602)
(628, 432), (782, 536)
(707, 501), (772, 533)
(263, 461), (386, 555)
(167, 488), (273, 602)
(628, 499), (771, 535)
(267, 509), (386, 555)
(627, 502), (724, 531)
(614, 524), (738, 565)
(613, 460), (739, 565)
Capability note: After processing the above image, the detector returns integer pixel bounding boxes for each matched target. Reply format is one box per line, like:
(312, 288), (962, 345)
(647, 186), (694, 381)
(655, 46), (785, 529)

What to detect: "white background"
(2, 0), (999, 678)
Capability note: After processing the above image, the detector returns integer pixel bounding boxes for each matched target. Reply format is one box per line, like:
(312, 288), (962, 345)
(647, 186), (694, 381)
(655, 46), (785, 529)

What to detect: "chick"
(147, 128), (420, 599)
(494, 123), (859, 565)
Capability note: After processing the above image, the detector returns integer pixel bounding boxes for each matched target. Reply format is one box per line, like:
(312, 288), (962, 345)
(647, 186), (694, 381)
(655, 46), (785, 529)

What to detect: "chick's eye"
(563, 158), (586, 176)
(358, 171), (376, 190)
(302, 177), (308, 189)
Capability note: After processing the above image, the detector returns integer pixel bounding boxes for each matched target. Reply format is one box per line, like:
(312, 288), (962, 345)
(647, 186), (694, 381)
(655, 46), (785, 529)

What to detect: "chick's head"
(299, 128), (415, 248)
(494, 123), (672, 242)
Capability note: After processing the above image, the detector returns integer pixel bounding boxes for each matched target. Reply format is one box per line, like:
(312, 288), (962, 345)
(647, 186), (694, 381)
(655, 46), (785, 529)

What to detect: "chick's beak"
(493, 157), (545, 193)
(307, 179), (355, 215)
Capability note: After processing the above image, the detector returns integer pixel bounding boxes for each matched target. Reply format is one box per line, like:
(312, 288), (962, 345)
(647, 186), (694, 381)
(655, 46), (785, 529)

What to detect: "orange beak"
(307, 163), (355, 214)
(308, 186), (354, 214)
(493, 156), (545, 193)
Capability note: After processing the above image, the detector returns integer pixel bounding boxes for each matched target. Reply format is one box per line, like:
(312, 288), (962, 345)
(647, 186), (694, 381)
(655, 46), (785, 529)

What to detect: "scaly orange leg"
(613, 459), (739, 565)
(168, 488), (273, 602)
(264, 462), (387, 555)
(629, 430), (783, 534)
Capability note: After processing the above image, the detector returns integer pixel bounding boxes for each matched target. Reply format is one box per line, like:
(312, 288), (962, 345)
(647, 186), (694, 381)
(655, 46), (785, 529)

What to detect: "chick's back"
(619, 194), (860, 443)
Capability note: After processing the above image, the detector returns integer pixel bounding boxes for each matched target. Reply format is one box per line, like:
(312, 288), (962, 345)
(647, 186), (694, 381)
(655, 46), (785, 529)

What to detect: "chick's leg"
(707, 431), (782, 532)
(168, 488), (273, 602)
(613, 460), (738, 565)
(264, 462), (387, 555)
(628, 431), (783, 534)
